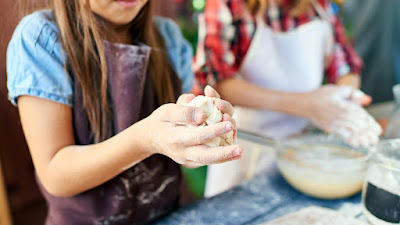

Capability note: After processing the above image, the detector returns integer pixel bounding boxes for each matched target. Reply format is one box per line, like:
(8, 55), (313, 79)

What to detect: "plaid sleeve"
(323, 0), (363, 83)
(193, 0), (238, 94)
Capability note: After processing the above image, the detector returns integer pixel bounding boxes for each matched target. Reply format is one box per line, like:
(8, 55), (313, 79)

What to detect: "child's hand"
(177, 85), (236, 131)
(140, 103), (242, 167)
(138, 86), (241, 167)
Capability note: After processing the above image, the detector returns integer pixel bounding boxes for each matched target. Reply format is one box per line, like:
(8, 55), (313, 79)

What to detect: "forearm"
(19, 94), (240, 198)
(336, 73), (360, 89)
(215, 78), (310, 118)
(41, 120), (151, 197)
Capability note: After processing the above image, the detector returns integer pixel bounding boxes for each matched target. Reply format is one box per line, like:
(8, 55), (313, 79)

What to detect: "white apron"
(204, 4), (334, 197)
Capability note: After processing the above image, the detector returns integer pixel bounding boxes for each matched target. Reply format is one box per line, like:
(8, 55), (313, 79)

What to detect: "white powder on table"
(262, 206), (367, 225)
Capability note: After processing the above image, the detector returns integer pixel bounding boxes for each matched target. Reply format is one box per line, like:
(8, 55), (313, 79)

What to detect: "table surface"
(366, 101), (394, 119)
(154, 164), (363, 225)
(154, 102), (396, 225)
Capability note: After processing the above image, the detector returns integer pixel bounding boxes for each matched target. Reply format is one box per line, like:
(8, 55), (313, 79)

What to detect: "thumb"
(333, 86), (371, 106)
(333, 86), (354, 99)
(177, 94), (196, 105)
(157, 104), (205, 125)
(350, 90), (372, 106)
(204, 85), (221, 98)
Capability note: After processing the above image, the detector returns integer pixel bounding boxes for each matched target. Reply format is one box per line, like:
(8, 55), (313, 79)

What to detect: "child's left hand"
(177, 85), (237, 168)
(177, 85), (236, 129)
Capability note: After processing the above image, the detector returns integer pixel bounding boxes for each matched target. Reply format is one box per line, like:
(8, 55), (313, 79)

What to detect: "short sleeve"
(7, 10), (73, 107)
(155, 17), (194, 94)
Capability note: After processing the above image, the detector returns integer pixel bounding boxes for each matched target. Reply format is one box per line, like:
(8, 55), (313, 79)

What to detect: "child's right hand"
(138, 103), (243, 167)
(305, 85), (382, 147)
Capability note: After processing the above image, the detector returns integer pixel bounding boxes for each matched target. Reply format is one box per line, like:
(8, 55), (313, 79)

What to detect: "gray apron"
(37, 41), (182, 225)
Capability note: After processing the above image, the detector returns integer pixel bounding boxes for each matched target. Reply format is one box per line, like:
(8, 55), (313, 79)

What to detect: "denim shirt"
(7, 10), (194, 107)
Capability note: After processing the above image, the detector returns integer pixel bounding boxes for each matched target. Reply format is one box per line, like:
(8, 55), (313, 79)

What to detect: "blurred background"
(0, 0), (399, 224)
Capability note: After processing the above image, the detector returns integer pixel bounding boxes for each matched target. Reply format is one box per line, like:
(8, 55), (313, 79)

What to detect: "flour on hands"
(185, 96), (234, 147)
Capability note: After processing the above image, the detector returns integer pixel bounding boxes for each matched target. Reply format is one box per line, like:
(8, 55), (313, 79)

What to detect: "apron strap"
(256, 16), (266, 29)
(311, 0), (332, 22)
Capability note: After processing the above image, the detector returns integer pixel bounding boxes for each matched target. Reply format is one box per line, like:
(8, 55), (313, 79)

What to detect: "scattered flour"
(262, 206), (367, 225)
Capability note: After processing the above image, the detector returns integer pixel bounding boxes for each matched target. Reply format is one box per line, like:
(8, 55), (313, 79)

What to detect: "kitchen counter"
(366, 101), (394, 119)
(154, 102), (394, 225)
(154, 164), (363, 225)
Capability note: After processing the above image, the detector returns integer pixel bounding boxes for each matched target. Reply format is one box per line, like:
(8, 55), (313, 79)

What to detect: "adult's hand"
(305, 85), (382, 147)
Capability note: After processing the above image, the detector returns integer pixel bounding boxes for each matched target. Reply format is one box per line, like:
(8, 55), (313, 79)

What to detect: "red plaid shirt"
(193, 0), (363, 92)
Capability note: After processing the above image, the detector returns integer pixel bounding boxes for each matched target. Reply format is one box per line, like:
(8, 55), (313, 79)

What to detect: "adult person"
(194, 0), (381, 196)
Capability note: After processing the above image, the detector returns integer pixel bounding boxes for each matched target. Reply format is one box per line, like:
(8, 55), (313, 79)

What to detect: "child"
(7, 0), (242, 224)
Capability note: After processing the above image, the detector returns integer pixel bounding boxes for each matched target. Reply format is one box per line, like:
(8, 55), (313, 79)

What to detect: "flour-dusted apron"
(205, 5), (334, 197)
(236, 18), (333, 139)
(37, 41), (182, 225)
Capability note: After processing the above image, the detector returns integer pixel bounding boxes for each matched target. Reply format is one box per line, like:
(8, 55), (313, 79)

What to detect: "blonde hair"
(245, 0), (312, 17)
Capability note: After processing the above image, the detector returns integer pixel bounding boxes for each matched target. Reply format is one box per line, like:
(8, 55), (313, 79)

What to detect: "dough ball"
(185, 96), (234, 147)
